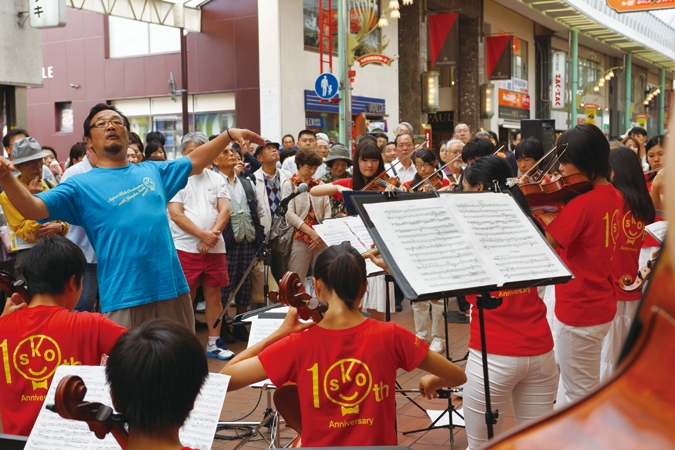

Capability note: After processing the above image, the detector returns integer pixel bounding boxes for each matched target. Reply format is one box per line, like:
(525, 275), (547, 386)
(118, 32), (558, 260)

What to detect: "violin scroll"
(48, 375), (129, 448)
(268, 272), (328, 322)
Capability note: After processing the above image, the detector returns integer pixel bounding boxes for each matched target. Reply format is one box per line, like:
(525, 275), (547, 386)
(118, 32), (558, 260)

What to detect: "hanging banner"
(552, 51), (566, 109)
(429, 13), (459, 67)
(635, 114), (649, 131)
(486, 35), (513, 80)
(584, 104), (599, 125)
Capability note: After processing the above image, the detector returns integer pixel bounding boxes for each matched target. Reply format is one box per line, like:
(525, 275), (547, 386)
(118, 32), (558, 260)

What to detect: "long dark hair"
(410, 148), (440, 189)
(609, 147), (655, 224)
(556, 124), (610, 181)
(352, 140), (385, 190)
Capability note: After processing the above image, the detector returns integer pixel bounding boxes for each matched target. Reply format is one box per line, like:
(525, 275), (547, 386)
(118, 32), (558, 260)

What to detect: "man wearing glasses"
(0, 103), (264, 331)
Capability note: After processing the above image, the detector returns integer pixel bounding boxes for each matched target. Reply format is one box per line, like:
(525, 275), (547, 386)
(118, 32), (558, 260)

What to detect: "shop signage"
(356, 53), (395, 67)
(367, 103), (385, 113)
(512, 78), (528, 94)
(606, 0), (675, 13)
(584, 104), (599, 125)
(306, 116), (324, 128)
(29, 0), (67, 28)
(552, 51), (566, 109)
(486, 35), (513, 80)
(498, 90), (530, 121)
(635, 114), (649, 131)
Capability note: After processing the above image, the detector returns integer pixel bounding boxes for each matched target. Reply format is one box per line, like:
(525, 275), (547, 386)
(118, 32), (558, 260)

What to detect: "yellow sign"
(584, 104), (599, 125)
(636, 114), (649, 131)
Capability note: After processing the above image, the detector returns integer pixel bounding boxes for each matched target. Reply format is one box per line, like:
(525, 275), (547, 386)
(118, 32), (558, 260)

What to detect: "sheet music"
(446, 193), (571, 286)
(645, 221), (667, 244)
(26, 365), (230, 450)
(314, 216), (382, 275)
(362, 198), (497, 295)
(247, 316), (286, 388)
(361, 193), (571, 298)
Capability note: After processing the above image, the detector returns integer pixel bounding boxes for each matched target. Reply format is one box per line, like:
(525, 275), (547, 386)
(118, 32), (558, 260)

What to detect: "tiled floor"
(201, 299), (518, 449)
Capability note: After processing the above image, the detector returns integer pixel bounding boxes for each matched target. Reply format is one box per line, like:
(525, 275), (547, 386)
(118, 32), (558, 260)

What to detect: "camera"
(244, 162), (251, 170)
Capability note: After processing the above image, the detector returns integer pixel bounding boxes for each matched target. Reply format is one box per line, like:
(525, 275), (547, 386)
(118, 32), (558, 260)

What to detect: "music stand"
(402, 388), (464, 450)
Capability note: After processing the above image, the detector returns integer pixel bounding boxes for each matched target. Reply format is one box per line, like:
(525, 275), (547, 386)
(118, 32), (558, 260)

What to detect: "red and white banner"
(356, 54), (394, 67)
(552, 51), (566, 109)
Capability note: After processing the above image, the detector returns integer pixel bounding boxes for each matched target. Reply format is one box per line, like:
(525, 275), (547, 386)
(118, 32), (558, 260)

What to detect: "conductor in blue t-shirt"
(0, 103), (265, 331)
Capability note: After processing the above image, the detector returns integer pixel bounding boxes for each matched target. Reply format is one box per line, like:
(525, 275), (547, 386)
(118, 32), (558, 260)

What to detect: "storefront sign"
(367, 103), (385, 113)
(607, 0), (675, 13)
(29, 0), (67, 28)
(584, 104), (599, 125)
(512, 78), (528, 94)
(499, 90), (530, 121)
(306, 116), (324, 128)
(355, 53), (394, 67)
(636, 114), (649, 131)
(552, 51), (566, 109)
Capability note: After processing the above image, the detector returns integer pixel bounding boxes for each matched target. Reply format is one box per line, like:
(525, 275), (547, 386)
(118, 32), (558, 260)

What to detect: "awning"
(503, 0), (675, 71)
(67, 0), (212, 32)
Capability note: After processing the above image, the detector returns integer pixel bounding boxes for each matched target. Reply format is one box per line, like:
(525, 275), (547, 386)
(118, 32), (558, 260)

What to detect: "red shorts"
(177, 250), (230, 290)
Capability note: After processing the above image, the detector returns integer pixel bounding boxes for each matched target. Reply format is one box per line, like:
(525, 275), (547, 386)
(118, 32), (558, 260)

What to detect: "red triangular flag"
(486, 35), (512, 79)
(429, 14), (458, 67)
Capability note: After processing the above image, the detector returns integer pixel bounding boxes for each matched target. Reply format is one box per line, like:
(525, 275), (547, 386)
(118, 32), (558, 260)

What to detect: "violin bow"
(492, 144), (506, 155)
(536, 143), (568, 181)
(521, 144), (559, 181)
(362, 141), (426, 191)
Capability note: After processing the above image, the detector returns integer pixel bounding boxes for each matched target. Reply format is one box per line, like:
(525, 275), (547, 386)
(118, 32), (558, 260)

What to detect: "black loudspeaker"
(520, 119), (556, 150)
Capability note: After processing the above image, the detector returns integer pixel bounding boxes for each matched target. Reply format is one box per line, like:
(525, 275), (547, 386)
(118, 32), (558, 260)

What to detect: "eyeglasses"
(415, 162), (433, 169)
(91, 118), (125, 129)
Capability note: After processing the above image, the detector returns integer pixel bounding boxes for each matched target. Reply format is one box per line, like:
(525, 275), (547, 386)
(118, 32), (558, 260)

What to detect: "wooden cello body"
(482, 243), (675, 449)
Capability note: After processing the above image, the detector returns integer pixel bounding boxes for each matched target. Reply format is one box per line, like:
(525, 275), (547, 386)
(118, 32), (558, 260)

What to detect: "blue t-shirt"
(37, 159), (192, 313)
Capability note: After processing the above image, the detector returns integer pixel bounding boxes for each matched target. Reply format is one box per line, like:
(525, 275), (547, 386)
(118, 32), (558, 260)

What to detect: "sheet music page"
(362, 198), (497, 296)
(26, 365), (229, 450)
(645, 221), (667, 244)
(314, 216), (382, 275)
(247, 317), (286, 388)
(443, 193), (571, 286)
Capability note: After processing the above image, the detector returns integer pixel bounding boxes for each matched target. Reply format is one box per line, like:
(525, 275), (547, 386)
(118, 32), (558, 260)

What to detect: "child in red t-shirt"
(0, 236), (127, 436)
(544, 124), (622, 407)
(105, 318), (208, 450)
(221, 243), (466, 447)
(599, 147), (656, 381)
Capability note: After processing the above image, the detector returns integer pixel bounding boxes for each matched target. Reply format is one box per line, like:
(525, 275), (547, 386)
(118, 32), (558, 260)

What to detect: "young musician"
(514, 137), (546, 182)
(544, 124), (621, 407)
(402, 148), (450, 193)
(0, 236), (127, 436)
(460, 156), (558, 448)
(106, 319), (207, 450)
(600, 147), (656, 380)
(221, 243), (466, 447)
(645, 135), (665, 210)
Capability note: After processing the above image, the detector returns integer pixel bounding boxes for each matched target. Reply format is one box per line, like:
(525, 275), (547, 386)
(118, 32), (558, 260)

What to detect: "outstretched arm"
(417, 351), (467, 399)
(0, 159), (49, 220)
(310, 183), (349, 197)
(188, 129), (265, 176)
(220, 309), (315, 391)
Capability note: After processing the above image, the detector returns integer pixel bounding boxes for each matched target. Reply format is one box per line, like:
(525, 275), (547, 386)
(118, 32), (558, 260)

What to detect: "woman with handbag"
(282, 148), (331, 281)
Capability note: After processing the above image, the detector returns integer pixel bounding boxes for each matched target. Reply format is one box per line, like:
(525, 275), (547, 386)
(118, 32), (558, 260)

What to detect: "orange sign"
(498, 90), (531, 109)
(607, 0), (675, 13)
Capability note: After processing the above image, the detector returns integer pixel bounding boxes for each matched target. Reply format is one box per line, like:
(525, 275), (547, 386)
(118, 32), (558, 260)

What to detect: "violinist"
(459, 156), (558, 449)
(402, 148), (450, 193)
(0, 236), (126, 436)
(220, 243), (467, 447)
(461, 137), (494, 165)
(600, 146), (656, 381)
(311, 140), (396, 320)
(440, 139), (464, 187)
(544, 124), (622, 407)
(515, 137), (549, 184)
(105, 319), (207, 450)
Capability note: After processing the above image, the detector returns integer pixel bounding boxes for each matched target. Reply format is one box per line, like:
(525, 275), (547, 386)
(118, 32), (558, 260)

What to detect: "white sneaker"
(454, 386), (464, 398)
(429, 338), (445, 354)
(196, 301), (206, 312)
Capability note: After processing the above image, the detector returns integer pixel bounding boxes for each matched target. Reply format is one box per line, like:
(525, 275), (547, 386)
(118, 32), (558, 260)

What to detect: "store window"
(108, 16), (180, 58)
(303, 0), (380, 57)
(56, 102), (73, 133)
(578, 57), (601, 90)
(512, 37), (528, 81)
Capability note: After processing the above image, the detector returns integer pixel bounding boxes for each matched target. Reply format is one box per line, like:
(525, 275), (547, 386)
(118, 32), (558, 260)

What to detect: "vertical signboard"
(552, 51), (566, 110)
(29, 0), (67, 28)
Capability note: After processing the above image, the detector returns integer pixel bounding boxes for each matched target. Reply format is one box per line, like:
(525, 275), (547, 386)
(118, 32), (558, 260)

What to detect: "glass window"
(128, 117), (151, 141)
(154, 115), (182, 160)
(511, 37), (528, 81)
(108, 16), (179, 58)
(303, 0), (381, 58)
(578, 57), (601, 92)
(195, 112), (236, 137)
(56, 102), (73, 133)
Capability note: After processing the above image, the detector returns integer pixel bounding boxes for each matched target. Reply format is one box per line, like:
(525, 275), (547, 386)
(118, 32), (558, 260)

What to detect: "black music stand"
(403, 388), (464, 450)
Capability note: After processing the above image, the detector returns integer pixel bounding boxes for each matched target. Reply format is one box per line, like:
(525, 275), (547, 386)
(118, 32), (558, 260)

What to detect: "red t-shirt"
(258, 319), (428, 447)
(331, 177), (353, 201)
(0, 306), (127, 436)
(546, 184), (621, 327)
(402, 178), (450, 190)
(466, 287), (553, 356)
(612, 204), (652, 301)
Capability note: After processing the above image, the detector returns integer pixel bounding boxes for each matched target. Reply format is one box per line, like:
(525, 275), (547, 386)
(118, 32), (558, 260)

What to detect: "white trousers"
(463, 348), (559, 449)
(553, 317), (612, 408)
(412, 300), (445, 343)
(599, 300), (640, 381)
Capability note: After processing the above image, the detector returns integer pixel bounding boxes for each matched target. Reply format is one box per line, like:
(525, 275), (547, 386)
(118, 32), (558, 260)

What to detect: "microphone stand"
(213, 203), (289, 330)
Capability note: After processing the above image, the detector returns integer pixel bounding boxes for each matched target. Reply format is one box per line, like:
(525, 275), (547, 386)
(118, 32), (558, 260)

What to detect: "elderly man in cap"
(254, 140), (291, 281)
(0, 137), (69, 270)
(320, 144), (352, 217)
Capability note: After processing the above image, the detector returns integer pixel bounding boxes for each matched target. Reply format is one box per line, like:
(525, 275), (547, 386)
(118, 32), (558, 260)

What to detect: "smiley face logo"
(324, 358), (372, 416)
(13, 335), (61, 390)
(143, 177), (156, 191)
(621, 211), (644, 245)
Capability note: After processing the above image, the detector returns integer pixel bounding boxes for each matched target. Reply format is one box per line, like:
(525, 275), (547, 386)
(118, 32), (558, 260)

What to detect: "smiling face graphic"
(14, 335), (62, 390)
(324, 359), (372, 415)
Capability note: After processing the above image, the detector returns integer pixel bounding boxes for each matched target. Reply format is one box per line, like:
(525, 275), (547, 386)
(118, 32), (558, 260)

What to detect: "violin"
(268, 272), (328, 322)
(0, 270), (30, 304)
(47, 375), (129, 449)
(520, 173), (594, 208)
(364, 176), (406, 193)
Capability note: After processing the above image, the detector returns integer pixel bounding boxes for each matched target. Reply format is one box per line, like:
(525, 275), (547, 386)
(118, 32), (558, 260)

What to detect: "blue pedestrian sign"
(315, 73), (339, 100)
